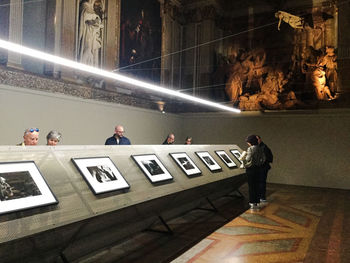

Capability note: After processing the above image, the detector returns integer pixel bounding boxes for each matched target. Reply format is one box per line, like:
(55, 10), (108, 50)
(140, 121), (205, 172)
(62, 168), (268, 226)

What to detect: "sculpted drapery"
(78, 0), (104, 67)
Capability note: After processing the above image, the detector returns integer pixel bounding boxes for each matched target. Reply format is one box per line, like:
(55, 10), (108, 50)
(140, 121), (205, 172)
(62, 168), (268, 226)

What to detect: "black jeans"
(258, 165), (269, 200)
(246, 166), (260, 204)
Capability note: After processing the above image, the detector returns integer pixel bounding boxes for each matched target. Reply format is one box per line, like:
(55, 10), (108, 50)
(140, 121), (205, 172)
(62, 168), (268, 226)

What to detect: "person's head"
(245, 134), (258, 146)
(167, 133), (175, 144)
(46, 130), (62, 146)
(256, 135), (262, 145)
(114, 125), (125, 138)
(23, 128), (40, 146)
(185, 137), (192, 145)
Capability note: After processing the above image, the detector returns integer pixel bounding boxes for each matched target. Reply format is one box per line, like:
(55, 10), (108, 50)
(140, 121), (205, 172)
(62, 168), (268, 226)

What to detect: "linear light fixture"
(0, 39), (240, 113)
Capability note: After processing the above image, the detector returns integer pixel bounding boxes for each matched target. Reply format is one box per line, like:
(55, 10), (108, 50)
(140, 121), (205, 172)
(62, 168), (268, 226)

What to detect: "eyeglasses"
(28, 128), (39, 133)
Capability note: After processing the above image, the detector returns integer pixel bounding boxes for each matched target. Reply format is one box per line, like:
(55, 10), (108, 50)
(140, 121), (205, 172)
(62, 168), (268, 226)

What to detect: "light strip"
(0, 39), (240, 113)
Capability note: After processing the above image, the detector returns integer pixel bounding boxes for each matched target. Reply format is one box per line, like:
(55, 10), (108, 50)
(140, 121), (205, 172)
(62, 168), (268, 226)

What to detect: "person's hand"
(239, 151), (247, 161)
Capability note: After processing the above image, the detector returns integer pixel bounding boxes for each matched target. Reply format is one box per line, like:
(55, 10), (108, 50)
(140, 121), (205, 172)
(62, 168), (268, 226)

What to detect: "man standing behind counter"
(105, 125), (131, 145)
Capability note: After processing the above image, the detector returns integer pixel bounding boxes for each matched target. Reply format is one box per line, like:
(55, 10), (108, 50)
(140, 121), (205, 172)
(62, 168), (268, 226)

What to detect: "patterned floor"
(172, 184), (350, 263)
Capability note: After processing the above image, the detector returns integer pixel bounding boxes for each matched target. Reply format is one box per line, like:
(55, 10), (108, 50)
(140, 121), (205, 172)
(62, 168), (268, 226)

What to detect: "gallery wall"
(182, 110), (350, 189)
(1, 83), (350, 189)
(0, 84), (185, 145)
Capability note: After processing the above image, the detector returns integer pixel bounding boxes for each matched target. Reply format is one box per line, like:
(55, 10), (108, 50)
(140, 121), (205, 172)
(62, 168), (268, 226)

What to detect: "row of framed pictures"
(0, 149), (243, 215)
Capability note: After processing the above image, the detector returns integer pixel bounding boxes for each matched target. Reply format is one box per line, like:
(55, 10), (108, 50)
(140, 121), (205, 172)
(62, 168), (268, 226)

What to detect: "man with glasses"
(105, 125), (131, 145)
(18, 128), (40, 146)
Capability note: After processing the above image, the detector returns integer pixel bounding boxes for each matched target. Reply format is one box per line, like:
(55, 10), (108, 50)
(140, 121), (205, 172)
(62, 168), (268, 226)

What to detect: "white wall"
(182, 111), (350, 189)
(0, 84), (184, 145)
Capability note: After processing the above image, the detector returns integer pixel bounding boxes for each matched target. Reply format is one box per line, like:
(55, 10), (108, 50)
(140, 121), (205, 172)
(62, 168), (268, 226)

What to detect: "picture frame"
(169, 152), (201, 177)
(131, 154), (173, 183)
(195, 151), (222, 172)
(0, 161), (58, 215)
(215, 150), (237, 169)
(230, 149), (243, 164)
(71, 157), (130, 195)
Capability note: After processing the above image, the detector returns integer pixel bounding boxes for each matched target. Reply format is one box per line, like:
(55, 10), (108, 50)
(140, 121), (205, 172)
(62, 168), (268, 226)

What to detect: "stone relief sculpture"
(220, 5), (337, 111)
(78, 0), (105, 67)
(220, 48), (298, 111)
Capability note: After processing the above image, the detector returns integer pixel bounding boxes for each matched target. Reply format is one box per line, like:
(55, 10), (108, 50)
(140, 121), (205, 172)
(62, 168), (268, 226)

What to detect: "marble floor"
(172, 184), (350, 263)
(77, 183), (350, 263)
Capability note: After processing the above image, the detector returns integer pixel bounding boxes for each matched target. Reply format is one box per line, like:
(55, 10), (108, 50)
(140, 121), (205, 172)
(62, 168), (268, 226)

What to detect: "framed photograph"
(169, 152), (201, 177)
(0, 161), (58, 215)
(230, 149), (243, 164)
(131, 154), (173, 183)
(215, 150), (237, 169)
(195, 151), (222, 172)
(71, 157), (130, 195)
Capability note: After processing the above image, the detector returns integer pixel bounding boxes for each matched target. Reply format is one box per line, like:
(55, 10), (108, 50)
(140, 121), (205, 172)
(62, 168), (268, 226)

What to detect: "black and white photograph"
(195, 151), (222, 172)
(72, 157), (130, 195)
(230, 149), (243, 164)
(0, 161), (58, 215)
(215, 150), (237, 169)
(132, 154), (173, 183)
(170, 152), (201, 177)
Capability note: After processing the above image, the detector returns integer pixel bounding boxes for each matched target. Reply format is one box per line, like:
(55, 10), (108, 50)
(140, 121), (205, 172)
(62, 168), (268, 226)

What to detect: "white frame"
(195, 151), (222, 172)
(169, 152), (201, 177)
(230, 149), (243, 164)
(72, 157), (130, 195)
(0, 161), (58, 215)
(215, 150), (237, 169)
(132, 154), (173, 183)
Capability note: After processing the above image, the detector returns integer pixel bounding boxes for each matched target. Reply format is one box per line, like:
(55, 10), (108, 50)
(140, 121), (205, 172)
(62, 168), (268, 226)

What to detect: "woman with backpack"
(242, 134), (266, 211)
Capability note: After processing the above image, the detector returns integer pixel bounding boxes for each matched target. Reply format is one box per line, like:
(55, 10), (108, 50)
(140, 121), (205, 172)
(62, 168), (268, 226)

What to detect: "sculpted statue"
(225, 74), (242, 103)
(78, 0), (104, 67)
(275, 11), (304, 31)
(311, 67), (334, 100)
(318, 46), (337, 94)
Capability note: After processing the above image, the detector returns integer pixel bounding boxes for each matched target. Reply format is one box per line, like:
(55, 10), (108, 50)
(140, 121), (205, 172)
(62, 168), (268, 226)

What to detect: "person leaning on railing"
(17, 128), (39, 146)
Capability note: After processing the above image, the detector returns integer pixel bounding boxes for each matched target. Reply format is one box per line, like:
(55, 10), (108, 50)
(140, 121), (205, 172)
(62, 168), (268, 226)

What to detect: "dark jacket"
(105, 135), (131, 145)
(259, 142), (273, 169)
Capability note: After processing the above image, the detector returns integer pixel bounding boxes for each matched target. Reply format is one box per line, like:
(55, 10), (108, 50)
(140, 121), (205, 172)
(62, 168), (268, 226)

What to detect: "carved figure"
(239, 93), (262, 111)
(318, 46), (337, 94)
(78, 0), (104, 67)
(275, 11), (304, 31)
(311, 67), (334, 100)
(225, 74), (242, 102)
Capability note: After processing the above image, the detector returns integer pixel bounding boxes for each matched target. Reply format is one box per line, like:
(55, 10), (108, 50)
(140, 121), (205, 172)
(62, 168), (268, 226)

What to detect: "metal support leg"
(146, 215), (173, 235)
(226, 190), (244, 199)
(195, 197), (218, 212)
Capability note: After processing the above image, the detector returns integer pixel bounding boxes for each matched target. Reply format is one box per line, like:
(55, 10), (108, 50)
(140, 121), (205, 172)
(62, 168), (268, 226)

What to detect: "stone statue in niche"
(78, 0), (105, 67)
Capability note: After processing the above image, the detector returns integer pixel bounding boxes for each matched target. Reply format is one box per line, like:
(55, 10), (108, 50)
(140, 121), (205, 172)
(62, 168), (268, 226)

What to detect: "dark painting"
(119, 0), (161, 83)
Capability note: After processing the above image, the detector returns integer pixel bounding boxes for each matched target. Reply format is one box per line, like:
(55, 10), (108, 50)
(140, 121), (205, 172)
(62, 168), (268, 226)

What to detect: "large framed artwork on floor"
(71, 157), (130, 195)
(215, 150), (237, 169)
(0, 161), (58, 215)
(131, 154), (173, 183)
(169, 152), (201, 177)
(230, 149), (243, 164)
(195, 151), (222, 172)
